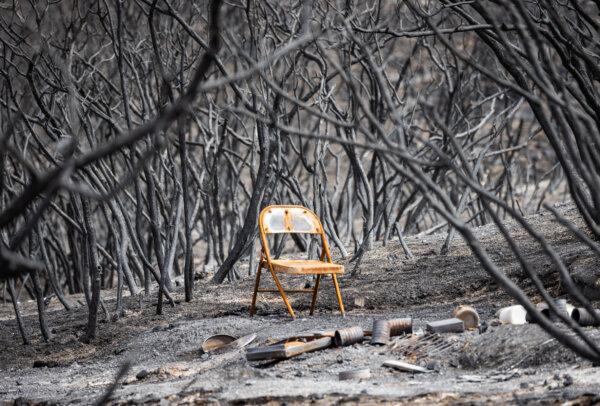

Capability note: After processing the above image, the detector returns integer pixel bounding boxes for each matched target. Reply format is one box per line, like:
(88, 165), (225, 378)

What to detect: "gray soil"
(1, 203), (600, 405)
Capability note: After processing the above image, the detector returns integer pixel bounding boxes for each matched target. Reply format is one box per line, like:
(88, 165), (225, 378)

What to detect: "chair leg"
(269, 269), (296, 319)
(309, 275), (321, 315)
(331, 274), (345, 316)
(249, 265), (262, 317)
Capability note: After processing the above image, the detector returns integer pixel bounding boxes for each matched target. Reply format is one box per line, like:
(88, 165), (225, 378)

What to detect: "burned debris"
(2, 0), (600, 403)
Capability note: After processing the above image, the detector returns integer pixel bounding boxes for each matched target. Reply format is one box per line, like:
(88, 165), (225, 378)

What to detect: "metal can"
(370, 320), (390, 345)
(526, 302), (549, 323)
(334, 326), (364, 347)
(453, 306), (479, 330)
(573, 308), (600, 327)
(550, 299), (569, 322)
(387, 317), (413, 336)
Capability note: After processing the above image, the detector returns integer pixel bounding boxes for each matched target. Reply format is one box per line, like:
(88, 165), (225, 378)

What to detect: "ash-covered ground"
(1, 203), (600, 405)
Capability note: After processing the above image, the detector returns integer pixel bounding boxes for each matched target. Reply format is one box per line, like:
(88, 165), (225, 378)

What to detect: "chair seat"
(264, 259), (344, 275)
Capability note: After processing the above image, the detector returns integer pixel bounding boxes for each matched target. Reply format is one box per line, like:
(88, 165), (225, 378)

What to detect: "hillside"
(1, 203), (599, 404)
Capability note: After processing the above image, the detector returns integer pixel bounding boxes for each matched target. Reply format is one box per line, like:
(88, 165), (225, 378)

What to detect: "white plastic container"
(497, 304), (528, 325)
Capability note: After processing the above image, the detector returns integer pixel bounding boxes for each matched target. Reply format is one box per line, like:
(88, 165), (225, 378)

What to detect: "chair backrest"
(259, 205), (323, 235)
(258, 205), (333, 262)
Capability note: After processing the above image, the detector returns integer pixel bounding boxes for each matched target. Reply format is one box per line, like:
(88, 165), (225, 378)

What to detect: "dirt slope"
(1, 203), (600, 405)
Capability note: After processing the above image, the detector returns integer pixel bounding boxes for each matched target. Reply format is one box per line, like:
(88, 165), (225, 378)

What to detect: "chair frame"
(249, 204), (345, 319)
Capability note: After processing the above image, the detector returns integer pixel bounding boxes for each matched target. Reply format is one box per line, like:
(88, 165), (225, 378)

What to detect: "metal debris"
(426, 318), (464, 333)
(371, 320), (391, 345)
(246, 337), (332, 361)
(229, 333), (257, 350)
(388, 318), (413, 336)
(201, 333), (256, 354)
(526, 300), (575, 323)
(572, 308), (600, 327)
(389, 333), (457, 361)
(201, 334), (237, 353)
(453, 305), (479, 330)
(339, 368), (371, 380)
(383, 360), (430, 373)
(334, 326), (364, 347)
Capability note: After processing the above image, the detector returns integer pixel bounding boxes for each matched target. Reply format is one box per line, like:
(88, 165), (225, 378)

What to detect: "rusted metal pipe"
(527, 300), (572, 323)
(525, 302), (549, 323)
(334, 326), (364, 347)
(371, 320), (390, 345)
(387, 318), (413, 336)
(550, 299), (569, 322)
(572, 308), (600, 327)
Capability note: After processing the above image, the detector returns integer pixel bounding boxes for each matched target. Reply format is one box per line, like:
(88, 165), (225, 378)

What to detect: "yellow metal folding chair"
(250, 205), (345, 319)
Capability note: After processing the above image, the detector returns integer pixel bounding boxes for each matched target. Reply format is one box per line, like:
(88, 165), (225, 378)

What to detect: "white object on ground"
(383, 360), (430, 373)
(497, 305), (527, 325)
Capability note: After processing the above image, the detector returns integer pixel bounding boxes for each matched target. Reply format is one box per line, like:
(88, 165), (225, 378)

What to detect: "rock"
(478, 321), (489, 334)
(33, 360), (61, 368)
(548, 382), (560, 390)
(136, 369), (150, 380)
(122, 377), (136, 386)
(426, 360), (441, 371)
(339, 369), (371, 380)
